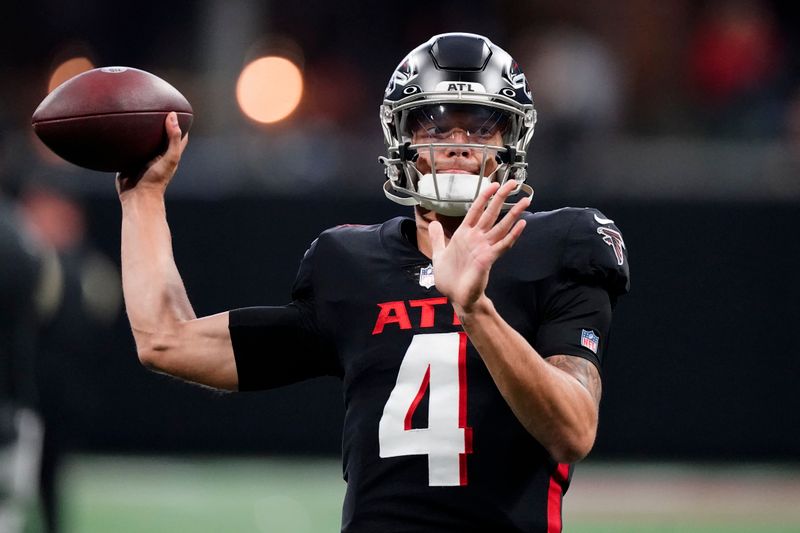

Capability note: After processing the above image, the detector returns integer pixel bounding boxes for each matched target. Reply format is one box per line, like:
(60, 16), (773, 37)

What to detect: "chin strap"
(383, 180), (420, 206)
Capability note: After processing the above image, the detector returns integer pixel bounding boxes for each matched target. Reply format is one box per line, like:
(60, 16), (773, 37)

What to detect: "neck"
(413, 207), (464, 259)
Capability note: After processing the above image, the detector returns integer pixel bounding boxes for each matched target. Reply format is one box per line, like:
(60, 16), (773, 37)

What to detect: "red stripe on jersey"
(547, 463), (570, 533)
(463, 427), (473, 454)
(457, 332), (468, 428)
(404, 365), (430, 430)
(457, 332), (472, 485)
(459, 453), (468, 486)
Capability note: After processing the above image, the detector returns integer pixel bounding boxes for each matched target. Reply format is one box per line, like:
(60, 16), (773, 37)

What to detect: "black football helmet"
(379, 32), (536, 215)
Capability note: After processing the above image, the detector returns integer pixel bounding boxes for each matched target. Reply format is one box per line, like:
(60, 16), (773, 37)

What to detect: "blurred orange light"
(237, 56), (303, 124)
(48, 56), (94, 93)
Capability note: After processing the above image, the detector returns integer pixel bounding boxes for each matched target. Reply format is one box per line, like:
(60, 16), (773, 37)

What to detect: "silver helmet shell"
(379, 32), (536, 215)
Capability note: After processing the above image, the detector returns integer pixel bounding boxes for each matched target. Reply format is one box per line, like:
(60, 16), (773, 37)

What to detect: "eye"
(469, 126), (495, 140)
(425, 126), (448, 138)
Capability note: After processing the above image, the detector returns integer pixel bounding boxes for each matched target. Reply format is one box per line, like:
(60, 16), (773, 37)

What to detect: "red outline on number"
(404, 365), (430, 430)
(458, 332), (472, 485)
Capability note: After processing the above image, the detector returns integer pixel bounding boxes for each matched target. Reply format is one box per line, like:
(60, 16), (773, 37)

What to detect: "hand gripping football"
(32, 66), (193, 172)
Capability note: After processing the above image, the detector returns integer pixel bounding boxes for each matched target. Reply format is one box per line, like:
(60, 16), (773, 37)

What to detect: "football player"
(117, 33), (629, 532)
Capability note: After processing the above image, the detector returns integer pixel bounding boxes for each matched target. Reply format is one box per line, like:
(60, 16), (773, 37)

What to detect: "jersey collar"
(380, 216), (430, 265)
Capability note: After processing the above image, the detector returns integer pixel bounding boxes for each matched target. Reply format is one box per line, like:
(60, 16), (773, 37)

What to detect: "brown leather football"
(32, 66), (193, 172)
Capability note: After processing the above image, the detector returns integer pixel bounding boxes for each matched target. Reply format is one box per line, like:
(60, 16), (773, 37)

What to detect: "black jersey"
(230, 207), (629, 533)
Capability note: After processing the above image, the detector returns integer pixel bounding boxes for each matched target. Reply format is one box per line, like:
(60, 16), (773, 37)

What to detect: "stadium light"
(48, 56), (95, 93)
(236, 56), (303, 124)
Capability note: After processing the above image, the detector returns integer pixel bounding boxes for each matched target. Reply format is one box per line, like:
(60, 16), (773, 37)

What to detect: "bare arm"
(456, 301), (600, 463)
(118, 113), (237, 390)
(429, 181), (600, 463)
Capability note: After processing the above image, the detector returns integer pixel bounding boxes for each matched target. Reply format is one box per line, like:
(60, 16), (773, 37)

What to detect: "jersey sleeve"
(229, 238), (341, 391)
(534, 208), (630, 368)
(560, 208), (630, 299)
(534, 280), (612, 368)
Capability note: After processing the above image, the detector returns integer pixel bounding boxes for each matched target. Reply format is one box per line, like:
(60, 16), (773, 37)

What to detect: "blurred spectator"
(521, 26), (624, 138)
(0, 190), (45, 532)
(759, 86), (800, 199)
(301, 56), (369, 130)
(19, 184), (121, 533)
(786, 86), (800, 150)
(515, 26), (624, 196)
(687, 0), (788, 137)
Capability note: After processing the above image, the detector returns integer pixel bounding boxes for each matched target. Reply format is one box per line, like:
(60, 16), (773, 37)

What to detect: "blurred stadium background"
(1, 0), (799, 531)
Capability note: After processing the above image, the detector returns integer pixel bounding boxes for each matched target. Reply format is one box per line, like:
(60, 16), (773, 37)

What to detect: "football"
(32, 66), (193, 172)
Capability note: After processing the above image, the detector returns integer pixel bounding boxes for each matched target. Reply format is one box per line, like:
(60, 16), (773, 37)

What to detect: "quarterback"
(118, 33), (629, 532)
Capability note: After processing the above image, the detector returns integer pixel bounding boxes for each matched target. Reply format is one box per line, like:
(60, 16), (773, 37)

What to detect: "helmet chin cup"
(417, 173), (491, 216)
(382, 171), (535, 217)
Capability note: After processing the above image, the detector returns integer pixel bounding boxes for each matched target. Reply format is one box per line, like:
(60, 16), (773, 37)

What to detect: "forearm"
(456, 297), (598, 463)
(120, 188), (195, 352)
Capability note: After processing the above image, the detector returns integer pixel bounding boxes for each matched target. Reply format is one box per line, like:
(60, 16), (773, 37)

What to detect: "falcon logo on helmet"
(385, 58), (419, 97)
(504, 60), (530, 95)
(378, 33), (536, 216)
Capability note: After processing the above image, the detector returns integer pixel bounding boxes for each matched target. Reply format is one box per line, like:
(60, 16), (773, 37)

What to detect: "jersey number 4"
(378, 332), (473, 486)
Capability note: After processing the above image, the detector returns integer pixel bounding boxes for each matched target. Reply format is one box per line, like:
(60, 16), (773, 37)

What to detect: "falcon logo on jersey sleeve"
(597, 227), (626, 266)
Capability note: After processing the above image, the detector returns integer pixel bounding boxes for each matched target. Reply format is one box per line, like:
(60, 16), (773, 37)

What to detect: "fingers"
(478, 179), (518, 230)
(162, 112), (185, 171)
(428, 220), (446, 257)
(486, 193), (531, 243)
(463, 181), (500, 227)
(115, 112), (185, 197)
(495, 219), (527, 253)
(166, 111), (182, 139)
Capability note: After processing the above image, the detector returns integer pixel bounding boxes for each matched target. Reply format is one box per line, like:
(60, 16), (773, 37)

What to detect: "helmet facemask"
(404, 102), (528, 215)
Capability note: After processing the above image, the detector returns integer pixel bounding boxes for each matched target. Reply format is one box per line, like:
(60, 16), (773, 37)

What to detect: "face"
(407, 105), (509, 177)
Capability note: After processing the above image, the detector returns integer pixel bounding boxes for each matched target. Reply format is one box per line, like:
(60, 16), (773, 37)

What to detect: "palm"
(432, 225), (496, 307)
(116, 112), (187, 196)
(429, 181), (530, 313)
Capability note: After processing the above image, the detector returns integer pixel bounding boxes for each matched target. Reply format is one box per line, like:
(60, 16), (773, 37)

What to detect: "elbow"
(136, 344), (165, 372)
(134, 333), (174, 373)
(137, 346), (159, 370)
(549, 442), (592, 465)
(546, 427), (597, 465)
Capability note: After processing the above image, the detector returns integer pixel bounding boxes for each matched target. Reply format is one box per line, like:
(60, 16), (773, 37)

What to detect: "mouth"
(436, 169), (474, 174)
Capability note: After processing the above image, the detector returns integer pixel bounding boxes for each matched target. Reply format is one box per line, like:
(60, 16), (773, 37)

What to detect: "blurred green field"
(55, 456), (800, 533)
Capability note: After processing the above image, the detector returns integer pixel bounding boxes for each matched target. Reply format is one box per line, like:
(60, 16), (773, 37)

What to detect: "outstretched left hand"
(428, 180), (530, 316)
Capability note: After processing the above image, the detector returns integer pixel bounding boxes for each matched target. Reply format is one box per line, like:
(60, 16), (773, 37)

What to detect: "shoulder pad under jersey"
(560, 207), (630, 297)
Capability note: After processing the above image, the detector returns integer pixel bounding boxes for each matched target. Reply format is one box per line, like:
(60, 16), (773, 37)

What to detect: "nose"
(445, 130), (472, 158)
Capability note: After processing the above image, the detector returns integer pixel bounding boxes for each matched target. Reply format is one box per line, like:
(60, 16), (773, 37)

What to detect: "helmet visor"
(401, 104), (515, 146)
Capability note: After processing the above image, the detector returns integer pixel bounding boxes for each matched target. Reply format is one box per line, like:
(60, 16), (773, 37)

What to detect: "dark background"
(63, 196), (798, 461)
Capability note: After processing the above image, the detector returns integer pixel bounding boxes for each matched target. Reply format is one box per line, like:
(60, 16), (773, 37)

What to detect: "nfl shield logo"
(419, 264), (435, 289)
(580, 329), (599, 354)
